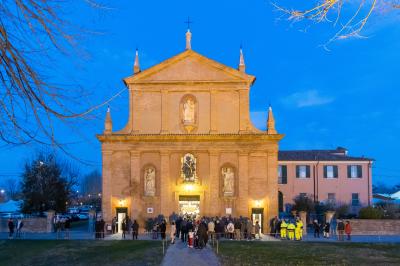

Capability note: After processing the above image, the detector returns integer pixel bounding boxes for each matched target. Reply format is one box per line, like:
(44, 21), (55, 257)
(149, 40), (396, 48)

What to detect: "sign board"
(225, 208), (232, 215)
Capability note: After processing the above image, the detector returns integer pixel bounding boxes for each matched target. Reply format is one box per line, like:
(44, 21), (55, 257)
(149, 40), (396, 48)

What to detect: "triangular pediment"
(124, 50), (255, 84)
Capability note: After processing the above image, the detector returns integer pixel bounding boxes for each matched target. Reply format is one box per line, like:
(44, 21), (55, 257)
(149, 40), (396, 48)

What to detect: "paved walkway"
(161, 241), (220, 266)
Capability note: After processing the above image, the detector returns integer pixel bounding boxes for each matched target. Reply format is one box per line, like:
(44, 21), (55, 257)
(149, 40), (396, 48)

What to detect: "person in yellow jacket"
(280, 220), (287, 239)
(287, 221), (296, 240)
(295, 218), (303, 241)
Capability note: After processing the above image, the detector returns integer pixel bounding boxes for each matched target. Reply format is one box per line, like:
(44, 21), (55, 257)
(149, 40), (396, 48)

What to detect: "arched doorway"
(278, 191), (284, 213)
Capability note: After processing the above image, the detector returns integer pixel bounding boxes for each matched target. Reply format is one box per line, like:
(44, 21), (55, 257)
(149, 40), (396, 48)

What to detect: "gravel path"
(161, 241), (220, 266)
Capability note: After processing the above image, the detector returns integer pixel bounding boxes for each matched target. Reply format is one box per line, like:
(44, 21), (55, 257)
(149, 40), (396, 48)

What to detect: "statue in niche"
(144, 167), (156, 196)
(183, 98), (195, 124)
(222, 167), (234, 196)
(181, 153), (196, 182)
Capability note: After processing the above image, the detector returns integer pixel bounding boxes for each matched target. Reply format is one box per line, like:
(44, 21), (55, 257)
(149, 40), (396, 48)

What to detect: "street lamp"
(0, 189), (5, 194)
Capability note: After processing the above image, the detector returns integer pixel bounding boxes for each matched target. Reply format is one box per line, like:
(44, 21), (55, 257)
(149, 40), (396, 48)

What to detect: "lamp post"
(0, 189), (5, 203)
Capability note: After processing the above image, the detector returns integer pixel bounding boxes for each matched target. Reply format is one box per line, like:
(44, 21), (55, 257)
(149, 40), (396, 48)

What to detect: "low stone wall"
(347, 219), (400, 235)
(0, 211), (54, 233)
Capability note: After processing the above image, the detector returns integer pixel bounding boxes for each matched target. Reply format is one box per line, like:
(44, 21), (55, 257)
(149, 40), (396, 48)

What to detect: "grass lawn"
(217, 241), (400, 265)
(0, 240), (163, 266)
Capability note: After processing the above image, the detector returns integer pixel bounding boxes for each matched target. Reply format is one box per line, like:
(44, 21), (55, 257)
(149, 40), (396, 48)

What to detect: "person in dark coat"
(197, 222), (208, 249)
(324, 222), (330, 238)
(181, 219), (187, 242)
(176, 216), (182, 239)
(100, 219), (105, 238)
(122, 219), (127, 239)
(160, 220), (167, 240)
(132, 220), (139, 240)
(313, 220), (320, 238)
(8, 219), (14, 239)
(64, 217), (71, 239)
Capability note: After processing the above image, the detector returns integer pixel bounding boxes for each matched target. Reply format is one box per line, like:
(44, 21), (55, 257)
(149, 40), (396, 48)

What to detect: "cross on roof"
(185, 16), (193, 30)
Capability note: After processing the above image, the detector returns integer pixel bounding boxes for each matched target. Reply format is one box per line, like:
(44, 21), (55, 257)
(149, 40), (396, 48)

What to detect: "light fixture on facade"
(119, 198), (126, 207)
(255, 200), (262, 207)
(184, 183), (194, 192)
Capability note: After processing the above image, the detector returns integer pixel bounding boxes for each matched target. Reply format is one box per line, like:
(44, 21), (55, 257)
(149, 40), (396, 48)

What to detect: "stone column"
(161, 90), (169, 134)
(238, 152), (249, 216)
(102, 150), (113, 223)
(210, 91), (218, 133)
(298, 211), (307, 235)
(130, 151), (141, 219)
(239, 89), (249, 133)
(209, 151), (220, 216)
(160, 151), (170, 216)
(46, 210), (55, 233)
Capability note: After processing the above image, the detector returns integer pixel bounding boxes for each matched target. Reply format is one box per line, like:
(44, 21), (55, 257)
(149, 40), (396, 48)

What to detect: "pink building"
(277, 147), (373, 213)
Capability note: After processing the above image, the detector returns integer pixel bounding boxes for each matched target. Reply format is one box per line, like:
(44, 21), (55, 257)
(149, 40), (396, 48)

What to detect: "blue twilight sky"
(0, 0), (399, 186)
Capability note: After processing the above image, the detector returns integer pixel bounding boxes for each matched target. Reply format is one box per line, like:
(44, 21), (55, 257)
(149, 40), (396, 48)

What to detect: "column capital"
(102, 150), (114, 156)
(208, 150), (220, 156)
(130, 150), (140, 157)
(238, 151), (249, 156)
(160, 151), (170, 157)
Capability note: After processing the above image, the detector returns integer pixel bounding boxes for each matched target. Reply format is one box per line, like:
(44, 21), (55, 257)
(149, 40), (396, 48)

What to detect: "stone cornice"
(97, 133), (284, 143)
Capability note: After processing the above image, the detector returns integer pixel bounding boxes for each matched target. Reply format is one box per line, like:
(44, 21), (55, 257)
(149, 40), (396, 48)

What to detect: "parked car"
(77, 213), (89, 220)
(0, 212), (24, 219)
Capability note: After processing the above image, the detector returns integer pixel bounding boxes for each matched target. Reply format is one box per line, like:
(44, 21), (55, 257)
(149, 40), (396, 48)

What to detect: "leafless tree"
(272, 1), (400, 47)
(2, 178), (19, 200)
(0, 0), (118, 151)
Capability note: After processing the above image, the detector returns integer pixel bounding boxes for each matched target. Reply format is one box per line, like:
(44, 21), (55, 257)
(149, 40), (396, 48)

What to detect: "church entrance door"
(251, 208), (264, 233)
(116, 207), (127, 233)
(179, 195), (200, 216)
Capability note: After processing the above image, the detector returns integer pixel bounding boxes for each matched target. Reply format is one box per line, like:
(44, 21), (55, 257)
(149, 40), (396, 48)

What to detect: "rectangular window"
(352, 193), (360, 206)
(347, 165), (362, 178)
(296, 165), (310, 178)
(278, 165), (287, 184)
(328, 193), (336, 203)
(324, 165), (338, 179)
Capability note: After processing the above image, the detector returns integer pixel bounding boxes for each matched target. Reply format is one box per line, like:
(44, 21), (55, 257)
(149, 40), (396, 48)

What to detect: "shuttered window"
(278, 165), (287, 184)
(323, 165), (338, 179)
(296, 165), (310, 178)
(347, 165), (362, 178)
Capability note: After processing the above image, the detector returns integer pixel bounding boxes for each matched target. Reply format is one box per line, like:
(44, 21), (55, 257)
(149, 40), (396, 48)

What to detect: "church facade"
(97, 31), (283, 232)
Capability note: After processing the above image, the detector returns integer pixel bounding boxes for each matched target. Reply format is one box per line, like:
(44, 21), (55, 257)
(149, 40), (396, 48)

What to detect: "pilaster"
(130, 150), (141, 219)
(208, 150), (220, 215)
(102, 150), (113, 223)
(239, 89), (250, 133)
(267, 150), (279, 224)
(160, 151), (171, 216)
(210, 91), (218, 133)
(161, 90), (169, 134)
(238, 151), (249, 215)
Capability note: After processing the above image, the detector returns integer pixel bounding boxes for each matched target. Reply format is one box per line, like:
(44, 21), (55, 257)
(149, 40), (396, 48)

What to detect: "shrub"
(335, 203), (351, 219)
(358, 206), (384, 219)
(292, 195), (315, 212)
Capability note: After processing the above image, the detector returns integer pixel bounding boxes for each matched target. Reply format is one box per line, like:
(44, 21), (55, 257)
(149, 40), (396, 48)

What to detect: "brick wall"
(346, 219), (400, 235)
(0, 217), (52, 233)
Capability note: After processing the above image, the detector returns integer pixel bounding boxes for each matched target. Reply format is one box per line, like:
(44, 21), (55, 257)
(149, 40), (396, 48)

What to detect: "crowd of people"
(110, 216), (140, 240)
(311, 219), (352, 241)
(269, 216), (304, 241)
(148, 214), (263, 249)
